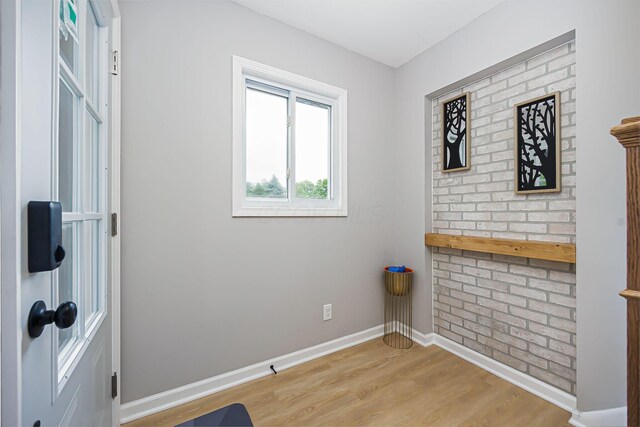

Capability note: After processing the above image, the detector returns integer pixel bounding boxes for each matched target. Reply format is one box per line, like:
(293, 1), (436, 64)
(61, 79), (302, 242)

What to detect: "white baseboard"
(432, 334), (577, 412)
(411, 328), (435, 347)
(417, 333), (625, 426)
(120, 325), (384, 423)
(569, 406), (627, 427)
(121, 326), (580, 424)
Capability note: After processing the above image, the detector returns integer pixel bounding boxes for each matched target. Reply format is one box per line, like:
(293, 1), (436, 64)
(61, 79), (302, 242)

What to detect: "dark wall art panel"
(441, 93), (470, 172)
(514, 92), (561, 194)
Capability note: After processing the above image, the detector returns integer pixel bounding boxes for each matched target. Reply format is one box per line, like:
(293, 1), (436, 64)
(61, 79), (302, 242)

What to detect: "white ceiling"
(231, 0), (503, 68)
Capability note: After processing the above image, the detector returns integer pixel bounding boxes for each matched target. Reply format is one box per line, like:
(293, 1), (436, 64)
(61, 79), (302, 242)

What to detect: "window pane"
(245, 87), (288, 199)
(59, 81), (75, 212)
(86, 5), (100, 106)
(58, 223), (77, 351)
(87, 220), (101, 319)
(295, 99), (330, 200)
(88, 114), (100, 212)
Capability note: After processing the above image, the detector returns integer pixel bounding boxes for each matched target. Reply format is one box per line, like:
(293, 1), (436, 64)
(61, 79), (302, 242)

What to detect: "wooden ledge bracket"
(425, 233), (576, 264)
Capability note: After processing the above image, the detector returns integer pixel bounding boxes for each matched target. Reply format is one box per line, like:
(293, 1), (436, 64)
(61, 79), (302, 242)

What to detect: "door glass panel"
(295, 98), (330, 199)
(88, 114), (100, 212)
(58, 223), (78, 351)
(59, 0), (79, 74)
(86, 5), (100, 106)
(87, 220), (101, 319)
(59, 81), (75, 212)
(245, 87), (288, 199)
(59, 31), (76, 73)
(52, 0), (109, 396)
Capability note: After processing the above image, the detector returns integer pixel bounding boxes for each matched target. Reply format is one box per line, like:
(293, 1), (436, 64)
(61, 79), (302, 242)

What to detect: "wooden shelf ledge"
(425, 233), (576, 263)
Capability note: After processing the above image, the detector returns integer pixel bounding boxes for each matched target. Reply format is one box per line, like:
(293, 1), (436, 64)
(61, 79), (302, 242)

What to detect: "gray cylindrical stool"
(383, 266), (413, 349)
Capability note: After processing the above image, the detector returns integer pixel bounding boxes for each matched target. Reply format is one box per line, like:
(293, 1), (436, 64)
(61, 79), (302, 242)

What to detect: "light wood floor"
(124, 338), (571, 426)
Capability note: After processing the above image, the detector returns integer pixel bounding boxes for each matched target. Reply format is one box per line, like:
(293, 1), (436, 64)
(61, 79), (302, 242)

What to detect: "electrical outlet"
(323, 304), (332, 321)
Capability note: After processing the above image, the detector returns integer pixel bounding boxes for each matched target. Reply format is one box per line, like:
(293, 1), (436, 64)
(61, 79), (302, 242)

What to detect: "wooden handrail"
(611, 116), (640, 427)
(424, 233), (576, 263)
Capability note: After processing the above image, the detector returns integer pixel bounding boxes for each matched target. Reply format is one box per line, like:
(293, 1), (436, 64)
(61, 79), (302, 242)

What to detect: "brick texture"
(431, 42), (577, 395)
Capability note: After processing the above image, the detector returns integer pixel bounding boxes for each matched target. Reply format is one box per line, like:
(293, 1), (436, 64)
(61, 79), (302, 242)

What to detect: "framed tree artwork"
(514, 92), (561, 194)
(441, 92), (470, 172)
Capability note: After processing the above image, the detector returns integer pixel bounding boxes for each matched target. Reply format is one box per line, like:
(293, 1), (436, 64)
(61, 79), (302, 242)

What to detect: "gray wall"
(394, 0), (639, 412)
(121, 0), (640, 414)
(120, 0), (396, 403)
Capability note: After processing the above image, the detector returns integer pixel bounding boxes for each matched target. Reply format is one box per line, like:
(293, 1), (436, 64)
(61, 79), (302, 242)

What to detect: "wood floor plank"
(123, 339), (571, 427)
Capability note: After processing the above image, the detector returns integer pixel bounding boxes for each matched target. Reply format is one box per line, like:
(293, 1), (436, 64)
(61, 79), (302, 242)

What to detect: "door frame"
(0, 0), (121, 425)
(105, 5), (122, 425)
(1, 0), (23, 425)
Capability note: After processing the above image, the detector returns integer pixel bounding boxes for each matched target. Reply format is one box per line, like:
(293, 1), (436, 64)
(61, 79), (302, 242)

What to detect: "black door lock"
(28, 201), (65, 272)
(28, 300), (77, 339)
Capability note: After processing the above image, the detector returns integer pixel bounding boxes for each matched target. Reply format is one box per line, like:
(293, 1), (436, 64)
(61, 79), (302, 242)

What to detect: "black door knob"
(28, 300), (77, 338)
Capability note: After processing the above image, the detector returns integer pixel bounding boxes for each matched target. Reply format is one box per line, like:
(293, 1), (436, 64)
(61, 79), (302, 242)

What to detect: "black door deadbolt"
(28, 201), (65, 272)
(28, 300), (77, 339)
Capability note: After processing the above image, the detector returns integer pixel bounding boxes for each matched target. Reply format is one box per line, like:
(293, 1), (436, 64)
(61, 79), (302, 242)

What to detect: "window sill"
(232, 206), (347, 217)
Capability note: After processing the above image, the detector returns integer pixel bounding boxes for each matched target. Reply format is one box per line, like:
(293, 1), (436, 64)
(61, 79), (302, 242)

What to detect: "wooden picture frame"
(441, 92), (471, 172)
(514, 92), (561, 194)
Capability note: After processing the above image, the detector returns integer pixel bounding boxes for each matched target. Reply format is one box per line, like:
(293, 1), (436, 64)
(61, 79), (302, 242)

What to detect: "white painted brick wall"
(431, 42), (577, 394)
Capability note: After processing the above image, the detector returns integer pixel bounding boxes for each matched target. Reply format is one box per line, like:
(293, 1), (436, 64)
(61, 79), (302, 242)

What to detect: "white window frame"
(232, 56), (348, 217)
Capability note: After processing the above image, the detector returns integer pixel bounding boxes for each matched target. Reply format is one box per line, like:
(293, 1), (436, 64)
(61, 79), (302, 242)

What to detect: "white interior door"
(21, 0), (117, 425)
